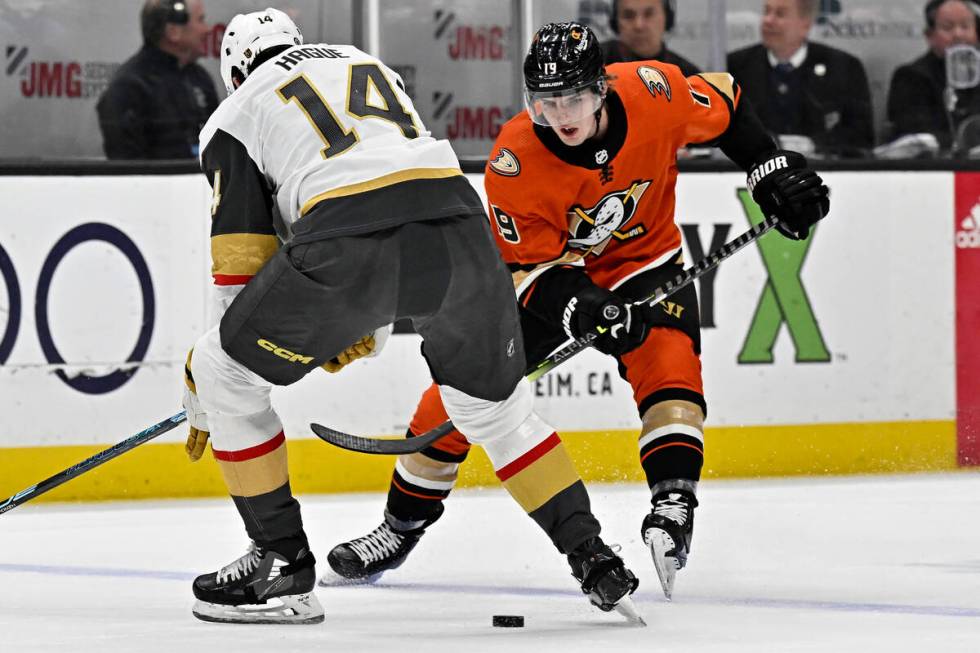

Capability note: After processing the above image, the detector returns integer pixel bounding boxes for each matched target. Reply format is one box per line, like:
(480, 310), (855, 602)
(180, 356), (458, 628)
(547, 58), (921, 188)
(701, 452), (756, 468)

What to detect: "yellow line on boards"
(0, 421), (957, 505)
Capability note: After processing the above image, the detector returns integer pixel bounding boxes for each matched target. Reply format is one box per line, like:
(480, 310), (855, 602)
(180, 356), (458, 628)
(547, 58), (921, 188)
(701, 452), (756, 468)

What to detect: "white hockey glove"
(182, 349), (210, 462)
(321, 324), (392, 373)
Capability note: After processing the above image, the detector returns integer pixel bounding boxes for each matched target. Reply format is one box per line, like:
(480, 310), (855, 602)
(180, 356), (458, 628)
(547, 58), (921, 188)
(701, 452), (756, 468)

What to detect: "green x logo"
(737, 189), (830, 364)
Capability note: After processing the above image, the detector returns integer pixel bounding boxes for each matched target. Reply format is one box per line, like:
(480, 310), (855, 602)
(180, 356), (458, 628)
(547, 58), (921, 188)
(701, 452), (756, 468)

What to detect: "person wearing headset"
(600, 0), (700, 75)
(97, 0), (218, 159)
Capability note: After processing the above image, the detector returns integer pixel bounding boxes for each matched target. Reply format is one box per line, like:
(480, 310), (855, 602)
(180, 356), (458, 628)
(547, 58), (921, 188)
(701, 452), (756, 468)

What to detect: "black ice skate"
(319, 521), (424, 587)
(642, 489), (698, 600)
(567, 536), (645, 626)
(192, 542), (323, 625)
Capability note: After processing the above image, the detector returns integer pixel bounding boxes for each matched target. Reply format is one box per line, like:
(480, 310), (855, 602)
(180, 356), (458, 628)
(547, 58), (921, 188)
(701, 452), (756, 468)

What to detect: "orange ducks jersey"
(485, 61), (742, 291)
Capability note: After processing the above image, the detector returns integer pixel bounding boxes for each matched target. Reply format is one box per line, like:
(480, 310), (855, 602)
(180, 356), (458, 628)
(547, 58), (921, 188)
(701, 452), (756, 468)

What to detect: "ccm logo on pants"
(257, 339), (313, 364)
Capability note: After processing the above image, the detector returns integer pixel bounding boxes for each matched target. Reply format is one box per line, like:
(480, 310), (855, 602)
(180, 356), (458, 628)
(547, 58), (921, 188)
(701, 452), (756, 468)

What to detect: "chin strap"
(588, 103), (605, 141)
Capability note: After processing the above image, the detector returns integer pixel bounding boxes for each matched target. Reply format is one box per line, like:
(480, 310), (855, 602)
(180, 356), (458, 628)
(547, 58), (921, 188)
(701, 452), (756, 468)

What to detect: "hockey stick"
(311, 214), (781, 456)
(0, 411), (187, 516)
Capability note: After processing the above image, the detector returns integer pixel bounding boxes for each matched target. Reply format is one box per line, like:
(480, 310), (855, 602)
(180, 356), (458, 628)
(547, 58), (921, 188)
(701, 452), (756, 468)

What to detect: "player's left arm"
(685, 73), (830, 240)
(182, 128), (280, 462)
(200, 128), (279, 321)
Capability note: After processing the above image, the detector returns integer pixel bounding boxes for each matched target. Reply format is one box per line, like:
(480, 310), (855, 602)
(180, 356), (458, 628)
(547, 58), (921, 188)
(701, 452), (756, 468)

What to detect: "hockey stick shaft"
(526, 213), (779, 382)
(0, 411), (187, 516)
(311, 214), (780, 455)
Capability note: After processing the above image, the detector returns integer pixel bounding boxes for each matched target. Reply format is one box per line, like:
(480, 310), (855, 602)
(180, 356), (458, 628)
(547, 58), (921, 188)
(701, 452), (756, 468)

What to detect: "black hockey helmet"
(524, 22), (605, 93)
(523, 22), (607, 126)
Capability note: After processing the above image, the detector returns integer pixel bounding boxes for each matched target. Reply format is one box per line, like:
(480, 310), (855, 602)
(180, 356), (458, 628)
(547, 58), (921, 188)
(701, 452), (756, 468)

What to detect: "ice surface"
(1, 474), (978, 652)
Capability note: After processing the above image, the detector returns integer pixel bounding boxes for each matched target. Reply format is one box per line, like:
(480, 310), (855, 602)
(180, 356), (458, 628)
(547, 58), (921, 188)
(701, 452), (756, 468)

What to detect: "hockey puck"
(492, 615), (524, 628)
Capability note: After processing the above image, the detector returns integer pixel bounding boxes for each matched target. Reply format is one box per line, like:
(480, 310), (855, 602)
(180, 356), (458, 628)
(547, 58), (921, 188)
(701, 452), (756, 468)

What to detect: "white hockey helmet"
(220, 8), (303, 95)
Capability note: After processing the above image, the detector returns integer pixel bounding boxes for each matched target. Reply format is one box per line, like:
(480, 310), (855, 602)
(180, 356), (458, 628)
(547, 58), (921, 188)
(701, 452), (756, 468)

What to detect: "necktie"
(774, 63), (793, 94)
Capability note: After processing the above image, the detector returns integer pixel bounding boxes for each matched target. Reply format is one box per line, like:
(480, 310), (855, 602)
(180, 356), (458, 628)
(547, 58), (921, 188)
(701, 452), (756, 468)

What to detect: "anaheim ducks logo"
(567, 180), (651, 255)
(489, 148), (520, 176)
(637, 66), (671, 102)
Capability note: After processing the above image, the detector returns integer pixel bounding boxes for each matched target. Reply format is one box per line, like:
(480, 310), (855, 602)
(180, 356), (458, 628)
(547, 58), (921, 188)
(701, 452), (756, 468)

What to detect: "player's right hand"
(747, 150), (829, 240)
(182, 349), (210, 462)
(562, 285), (654, 357)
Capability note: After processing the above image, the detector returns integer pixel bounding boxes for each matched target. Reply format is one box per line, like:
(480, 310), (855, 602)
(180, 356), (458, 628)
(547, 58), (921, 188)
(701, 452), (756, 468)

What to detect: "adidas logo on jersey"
(957, 207), (980, 248)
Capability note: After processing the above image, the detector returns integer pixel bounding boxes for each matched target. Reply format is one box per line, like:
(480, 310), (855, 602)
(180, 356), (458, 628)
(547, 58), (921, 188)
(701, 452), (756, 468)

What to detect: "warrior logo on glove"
(747, 150), (829, 240)
(746, 155), (788, 193)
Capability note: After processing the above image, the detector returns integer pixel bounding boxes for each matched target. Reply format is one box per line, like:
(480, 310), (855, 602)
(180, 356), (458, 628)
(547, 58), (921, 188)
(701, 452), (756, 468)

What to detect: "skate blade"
(613, 595), (647, 627)
(192, 592), (325, 625)
(317, 568), (384, 588)
(646, 527), (677, 600)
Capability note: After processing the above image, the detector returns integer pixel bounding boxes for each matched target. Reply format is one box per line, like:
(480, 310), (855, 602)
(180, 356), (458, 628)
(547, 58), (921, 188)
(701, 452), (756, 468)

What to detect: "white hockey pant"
(190, 326), (283, 452)
(438, 381), (555, 471)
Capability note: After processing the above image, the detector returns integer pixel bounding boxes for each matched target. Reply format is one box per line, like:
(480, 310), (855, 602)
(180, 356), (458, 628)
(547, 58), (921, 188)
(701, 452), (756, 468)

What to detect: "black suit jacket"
(727, 42), (874, 156)
(97, 45), (219, 159)
(601, 40), (701, 77)
(887, 50), (980, 150)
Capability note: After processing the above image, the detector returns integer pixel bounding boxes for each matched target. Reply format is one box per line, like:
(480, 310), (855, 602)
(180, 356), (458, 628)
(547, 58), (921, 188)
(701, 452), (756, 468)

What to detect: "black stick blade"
(310, 420), (457, 455)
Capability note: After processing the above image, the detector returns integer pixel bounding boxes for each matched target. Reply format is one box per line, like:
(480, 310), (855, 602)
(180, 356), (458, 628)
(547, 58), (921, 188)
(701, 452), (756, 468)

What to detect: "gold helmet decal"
(570, 28), (583, 40)
(637, 66), (671, 102)
(489, 148), (521, 177)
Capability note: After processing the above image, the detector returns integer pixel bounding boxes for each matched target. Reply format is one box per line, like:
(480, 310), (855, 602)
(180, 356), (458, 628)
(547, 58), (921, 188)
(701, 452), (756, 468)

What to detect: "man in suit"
(886, 0), (980, 153)
(727, 0), (874, 157)
(601, 0), (700, 75)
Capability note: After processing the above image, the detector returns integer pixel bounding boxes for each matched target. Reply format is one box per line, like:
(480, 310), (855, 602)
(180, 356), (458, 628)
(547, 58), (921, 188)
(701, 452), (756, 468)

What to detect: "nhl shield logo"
(637, 66), (672, 102)
(489, 148), (521, 176)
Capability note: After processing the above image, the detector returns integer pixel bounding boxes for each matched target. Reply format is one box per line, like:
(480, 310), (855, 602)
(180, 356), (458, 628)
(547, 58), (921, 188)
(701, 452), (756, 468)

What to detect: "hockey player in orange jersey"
(324, 22), (829, 599)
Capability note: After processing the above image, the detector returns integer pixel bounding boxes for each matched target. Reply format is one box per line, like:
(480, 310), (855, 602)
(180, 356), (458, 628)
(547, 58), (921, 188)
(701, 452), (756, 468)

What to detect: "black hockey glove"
(747, 150), (830, 240)
(563, 284), (655, 357)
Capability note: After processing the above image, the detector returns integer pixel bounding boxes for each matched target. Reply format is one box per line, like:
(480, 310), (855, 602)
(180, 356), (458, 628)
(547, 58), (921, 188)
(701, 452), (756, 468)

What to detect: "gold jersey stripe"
(698, 72), (737, 103)
(500, 443), (582, 513)
(301, 167), (463, 215)
(211, 233), (279, 277)
(216, 442), (288, 497)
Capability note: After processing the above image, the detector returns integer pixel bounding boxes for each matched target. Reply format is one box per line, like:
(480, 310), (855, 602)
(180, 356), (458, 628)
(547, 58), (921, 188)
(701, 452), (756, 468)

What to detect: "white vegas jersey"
(199, 43), (470, 236)
(199, 43), (485, 317)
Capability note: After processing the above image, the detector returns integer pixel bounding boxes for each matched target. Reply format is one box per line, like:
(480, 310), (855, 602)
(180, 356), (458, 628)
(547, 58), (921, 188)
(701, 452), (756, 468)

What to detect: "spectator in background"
(886, 0), (980, 154)
(601, 0), (700, 74)
(97, 0), (218, 159)
(727, 0), (874, 157)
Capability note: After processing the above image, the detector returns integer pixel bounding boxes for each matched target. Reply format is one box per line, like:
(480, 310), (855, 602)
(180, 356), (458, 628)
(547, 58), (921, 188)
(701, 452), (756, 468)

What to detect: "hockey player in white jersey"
(183, 8), (641, 625)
